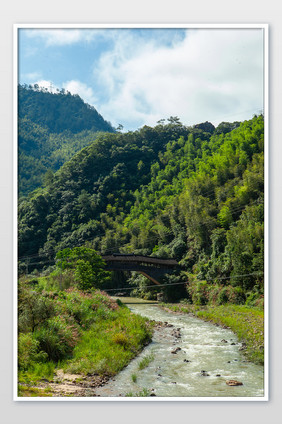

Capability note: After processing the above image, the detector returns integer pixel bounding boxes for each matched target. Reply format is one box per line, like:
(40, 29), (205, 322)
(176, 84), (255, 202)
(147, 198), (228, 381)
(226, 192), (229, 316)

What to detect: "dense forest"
(18, 88), (264, 306)
(18, 85), (115, 196)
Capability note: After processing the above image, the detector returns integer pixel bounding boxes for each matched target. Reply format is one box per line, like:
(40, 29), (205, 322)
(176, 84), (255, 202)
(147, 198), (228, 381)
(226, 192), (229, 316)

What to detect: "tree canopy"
(56, 247), (110, 291)
(18, 113), (264, 303)
(18, 84), (115, 197)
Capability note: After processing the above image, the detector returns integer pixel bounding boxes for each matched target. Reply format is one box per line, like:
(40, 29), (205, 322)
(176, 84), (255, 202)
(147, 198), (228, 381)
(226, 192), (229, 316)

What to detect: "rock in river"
(226, 380), (243, 386)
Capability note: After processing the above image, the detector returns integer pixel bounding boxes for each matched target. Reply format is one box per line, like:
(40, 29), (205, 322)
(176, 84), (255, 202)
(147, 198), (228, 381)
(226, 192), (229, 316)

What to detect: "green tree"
(56, 247), (110, 291)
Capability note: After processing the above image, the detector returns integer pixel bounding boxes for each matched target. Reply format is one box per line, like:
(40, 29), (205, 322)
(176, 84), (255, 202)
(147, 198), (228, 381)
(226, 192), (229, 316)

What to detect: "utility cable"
(98, 271), (264, 293)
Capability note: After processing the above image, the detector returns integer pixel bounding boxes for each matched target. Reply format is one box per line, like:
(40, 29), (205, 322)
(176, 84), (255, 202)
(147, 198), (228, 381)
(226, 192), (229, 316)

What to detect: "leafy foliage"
(18, 114), (264, 304)
(18, 84), (115, 196)
(18, 84), (114, 134)
(56, 247), (111, 290)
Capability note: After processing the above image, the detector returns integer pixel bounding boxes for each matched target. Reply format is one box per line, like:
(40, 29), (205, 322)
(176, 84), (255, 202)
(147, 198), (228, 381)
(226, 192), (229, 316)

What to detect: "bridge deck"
(102, 254), (178, 267)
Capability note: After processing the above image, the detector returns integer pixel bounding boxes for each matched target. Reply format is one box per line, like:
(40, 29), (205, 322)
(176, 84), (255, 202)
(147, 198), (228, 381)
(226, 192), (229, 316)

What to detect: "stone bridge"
(102, 254), (179, 285)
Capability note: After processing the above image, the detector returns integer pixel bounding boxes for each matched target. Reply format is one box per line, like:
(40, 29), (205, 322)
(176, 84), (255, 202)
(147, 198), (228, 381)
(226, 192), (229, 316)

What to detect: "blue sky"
(18, 26), (265, 131)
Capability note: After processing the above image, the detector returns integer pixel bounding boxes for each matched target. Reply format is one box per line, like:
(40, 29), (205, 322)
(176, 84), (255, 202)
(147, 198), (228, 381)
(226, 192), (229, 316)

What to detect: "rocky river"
(94, 298), (264, 398)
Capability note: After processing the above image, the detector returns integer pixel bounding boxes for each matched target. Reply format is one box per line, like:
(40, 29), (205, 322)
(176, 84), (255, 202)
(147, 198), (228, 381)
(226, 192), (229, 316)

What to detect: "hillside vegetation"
(18, 114), (264, 306)
(18, 85), (115, 196)
(18, 281), (153, 396)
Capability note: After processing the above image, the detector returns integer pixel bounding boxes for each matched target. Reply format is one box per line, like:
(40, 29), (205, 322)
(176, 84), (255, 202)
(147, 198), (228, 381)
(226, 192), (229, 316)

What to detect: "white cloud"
(62, 80), (98, 106)
(94, 29), (264, 129)
(25, 28), (103, 46)
(28, 79), (98, 107)
(32, 80), (58, 93)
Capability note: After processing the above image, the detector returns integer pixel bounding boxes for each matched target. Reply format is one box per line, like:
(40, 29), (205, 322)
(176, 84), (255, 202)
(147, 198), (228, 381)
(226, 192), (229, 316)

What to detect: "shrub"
(56, 247), (111, 291)
(188, 280), (209, 305)
(187, 280), (247, 306)
(245, 291), (264, 309)
(254, 295), (264, 309)
(217, 287), (229, 305)
(227, 286), (246, 304)
(116, 298), (124, 307)
(18, 333), (48, 370)
(18, 282), (56, 332)
(245, 291), (259, 307)
(112, 333), (129, 347)
(33, 316), (80, 362)
(208, 284), (222, 304)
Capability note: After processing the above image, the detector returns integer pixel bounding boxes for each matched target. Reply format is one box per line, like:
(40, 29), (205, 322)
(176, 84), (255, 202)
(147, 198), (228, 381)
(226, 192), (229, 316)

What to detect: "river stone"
(226, 380), (243, 386)
(171, 347), (181, 354)
(239, 342), (247, 351)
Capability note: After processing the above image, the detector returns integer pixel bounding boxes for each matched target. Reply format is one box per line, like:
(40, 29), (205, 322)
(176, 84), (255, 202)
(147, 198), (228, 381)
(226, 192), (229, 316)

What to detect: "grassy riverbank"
(162, 303), (264, 365)
(18, 281), (153, 397)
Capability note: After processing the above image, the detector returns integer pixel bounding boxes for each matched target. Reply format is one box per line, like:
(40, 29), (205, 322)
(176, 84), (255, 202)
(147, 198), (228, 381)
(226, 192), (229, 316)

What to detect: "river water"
(94, 298), (264, 398)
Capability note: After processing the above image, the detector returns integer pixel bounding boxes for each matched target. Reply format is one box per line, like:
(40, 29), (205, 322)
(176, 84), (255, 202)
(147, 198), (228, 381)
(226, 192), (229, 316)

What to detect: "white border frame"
(13, 23), (269, 402)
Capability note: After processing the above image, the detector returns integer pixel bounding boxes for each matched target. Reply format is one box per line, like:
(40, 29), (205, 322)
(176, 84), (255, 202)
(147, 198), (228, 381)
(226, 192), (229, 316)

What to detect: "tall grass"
(125, 388), (151, 397)
(138, 353), (155, 370)
(63, 307), (152, 376)
(19, 362), (56, 384)
(196, 305), (264, 364)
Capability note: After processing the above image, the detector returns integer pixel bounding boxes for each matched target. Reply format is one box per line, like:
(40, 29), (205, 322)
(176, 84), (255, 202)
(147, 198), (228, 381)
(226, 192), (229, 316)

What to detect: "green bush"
(33, 316), (80, 362)
(187, 280), (247, 306)
(208, 284), (221, 304)
(18, 333), (48, 370)
(217, 287), (229, 305)
(188, 280), (209, 305)
(245, 291), (263, 309)
(112, 333), (129, 347)
(227, 286), (246, 304)
(18, 282), (56, 333)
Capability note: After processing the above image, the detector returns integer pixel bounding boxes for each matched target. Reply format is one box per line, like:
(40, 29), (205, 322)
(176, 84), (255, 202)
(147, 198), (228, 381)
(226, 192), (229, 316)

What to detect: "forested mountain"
(18, 84), (114, 134)
(18, 85), (115, 196)
(18, 115), (264, 304)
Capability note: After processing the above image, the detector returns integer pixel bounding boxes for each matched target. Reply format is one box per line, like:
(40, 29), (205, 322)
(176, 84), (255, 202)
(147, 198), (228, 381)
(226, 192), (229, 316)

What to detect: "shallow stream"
(94, 298), (264, 398)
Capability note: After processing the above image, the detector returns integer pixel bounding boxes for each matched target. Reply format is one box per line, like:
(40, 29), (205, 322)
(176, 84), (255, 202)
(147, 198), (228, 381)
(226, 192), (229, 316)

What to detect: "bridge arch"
(102, 254), (179, 285)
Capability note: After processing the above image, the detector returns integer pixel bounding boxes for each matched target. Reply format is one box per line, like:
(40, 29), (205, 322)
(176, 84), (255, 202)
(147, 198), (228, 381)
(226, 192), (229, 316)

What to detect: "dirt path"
(47, 370), (111, 397)
(19, 370), (111, 397)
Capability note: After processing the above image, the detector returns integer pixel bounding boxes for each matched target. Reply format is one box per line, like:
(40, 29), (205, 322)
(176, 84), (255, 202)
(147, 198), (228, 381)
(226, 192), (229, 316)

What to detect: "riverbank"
(18, 298), (264, 397)
(18, 287), (264, 397)
(18, 286), (153, 397)
(161, 303), (264, 365)
(93, 300), (264, 398)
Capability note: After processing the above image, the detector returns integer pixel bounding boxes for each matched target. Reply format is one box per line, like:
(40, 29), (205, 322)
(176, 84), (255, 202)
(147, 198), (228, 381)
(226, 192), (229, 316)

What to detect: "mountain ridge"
(18, 84), (115, 196)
